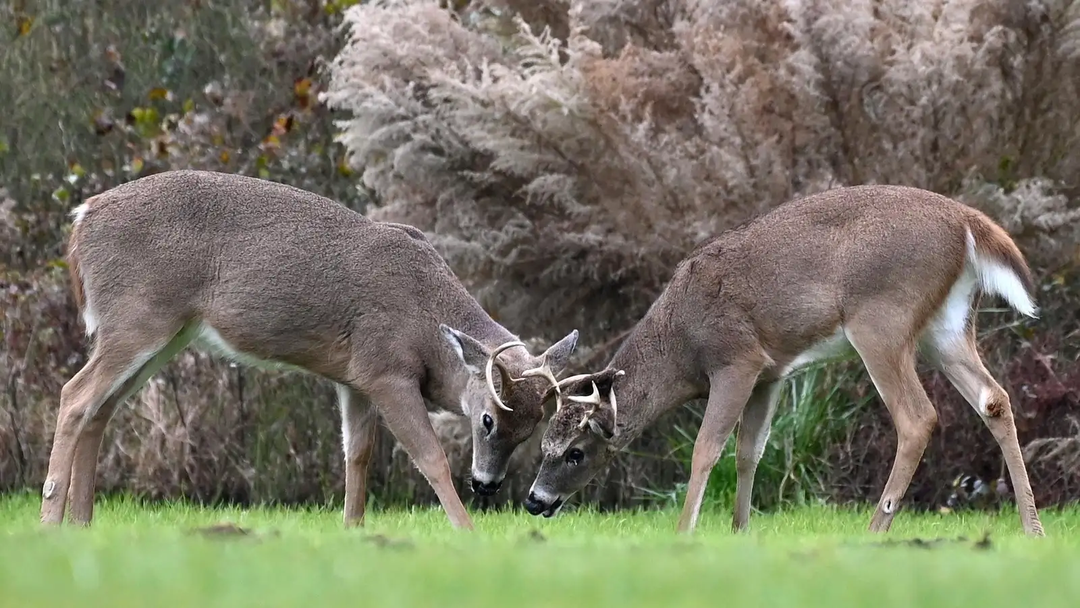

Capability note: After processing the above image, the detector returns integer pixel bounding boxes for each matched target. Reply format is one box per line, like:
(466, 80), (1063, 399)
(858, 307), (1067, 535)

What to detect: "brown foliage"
(325, 0), (1080, 343)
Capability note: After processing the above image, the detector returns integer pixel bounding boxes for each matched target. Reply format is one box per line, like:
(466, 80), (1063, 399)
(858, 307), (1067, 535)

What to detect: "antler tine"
(555, 373), (595, 388)
(608, 387), (617, 431)
(485, 340), (527, 412)
(549, 373), (598, 412)
(574, 381), (602, 430)
(520, 367), (596, 413)
(567, 382), (601, 406)
(521, 364), (567, 412)
(575, 371), (625, 432)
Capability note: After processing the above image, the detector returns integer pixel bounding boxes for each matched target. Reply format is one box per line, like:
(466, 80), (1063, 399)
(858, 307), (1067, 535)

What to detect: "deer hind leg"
(361, 375), (473, 530)
(42, 320), (192, 526)
(65, 325), (197, 525)
(845, 320), (938, 533)
(338, 384), (379, 527)
(925, 329), (1044, 537)
(732, 380), (782, 533)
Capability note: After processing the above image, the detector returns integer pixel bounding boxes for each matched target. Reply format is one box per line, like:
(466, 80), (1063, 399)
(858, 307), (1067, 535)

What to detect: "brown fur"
(526, 185), (1045, 537)
(40, 170), (579, 530)
(65, 198), (92, 314)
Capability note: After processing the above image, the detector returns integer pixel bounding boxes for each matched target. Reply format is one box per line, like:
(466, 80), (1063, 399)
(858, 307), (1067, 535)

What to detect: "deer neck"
(604, 316), (704, 451)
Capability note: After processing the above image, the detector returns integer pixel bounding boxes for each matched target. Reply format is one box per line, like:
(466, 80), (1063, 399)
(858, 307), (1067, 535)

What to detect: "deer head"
(522, 368), (624, 517)
(439, 325), (579, 495)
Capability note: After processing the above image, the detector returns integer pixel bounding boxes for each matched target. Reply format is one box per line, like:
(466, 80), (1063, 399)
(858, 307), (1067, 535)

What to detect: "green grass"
(2, 493), (1080, 608)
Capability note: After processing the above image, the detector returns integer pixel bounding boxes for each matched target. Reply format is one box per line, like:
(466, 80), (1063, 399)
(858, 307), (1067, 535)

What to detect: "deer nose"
(471, 478), (502, 496)
(524, 491), (546, 516)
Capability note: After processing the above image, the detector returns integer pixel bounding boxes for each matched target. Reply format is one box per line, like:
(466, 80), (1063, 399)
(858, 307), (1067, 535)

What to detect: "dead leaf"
(16, 14), (33, 37)
(336, 156), (354, 177)
(271, 114), (293, 137)
(294, 77), (314, 109)
(148, 87), (173, 102)
(261, 134), (281, 151)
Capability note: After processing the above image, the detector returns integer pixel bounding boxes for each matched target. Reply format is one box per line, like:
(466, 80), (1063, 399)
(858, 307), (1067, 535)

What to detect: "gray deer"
(523, 185), (1045, 537)
(42, 170), (578, 530)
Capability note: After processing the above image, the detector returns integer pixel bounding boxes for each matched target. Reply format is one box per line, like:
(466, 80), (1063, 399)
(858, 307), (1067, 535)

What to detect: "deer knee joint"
(979, 387), (1009, 418)
(909, 408), (937, 441)
(735, 452), (758, 475)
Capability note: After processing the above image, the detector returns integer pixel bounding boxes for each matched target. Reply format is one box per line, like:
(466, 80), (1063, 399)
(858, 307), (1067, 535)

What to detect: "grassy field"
(2, 493), (1079, 608)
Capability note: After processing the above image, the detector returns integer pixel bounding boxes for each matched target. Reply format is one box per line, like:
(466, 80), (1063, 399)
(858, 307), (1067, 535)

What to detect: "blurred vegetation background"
(2, 0), (1078, 517)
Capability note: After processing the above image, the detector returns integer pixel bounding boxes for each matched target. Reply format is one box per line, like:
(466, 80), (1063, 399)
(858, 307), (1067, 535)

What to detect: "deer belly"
(778, 327), (854, 377)
(193, 323), (306, 373)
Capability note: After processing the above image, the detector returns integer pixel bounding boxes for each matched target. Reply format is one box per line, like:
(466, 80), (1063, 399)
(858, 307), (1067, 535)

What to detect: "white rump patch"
(925, 264), (978, 347)
(965, 229), (1037, 318)
(80, 298), (99, 337)
(69, 202), (100, 337)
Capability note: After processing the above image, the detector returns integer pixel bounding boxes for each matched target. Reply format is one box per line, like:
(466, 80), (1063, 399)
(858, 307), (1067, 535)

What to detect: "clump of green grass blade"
(2, 494), (1080, 608)
(656, 363), (870, 512)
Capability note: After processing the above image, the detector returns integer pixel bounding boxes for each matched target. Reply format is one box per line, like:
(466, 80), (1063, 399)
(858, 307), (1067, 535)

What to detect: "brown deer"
(523, 185), (1045, 537)
(44, 169), (579, 530)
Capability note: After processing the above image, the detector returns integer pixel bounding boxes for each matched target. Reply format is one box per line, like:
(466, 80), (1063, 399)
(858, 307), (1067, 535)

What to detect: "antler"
(519, 359), (561, 403)
(539, 373), (592, 411)
(572, 370), (625, 431)
(485, 341), (527, 412)
(568, 382), (601, 405)
(572, 382), (602, 429)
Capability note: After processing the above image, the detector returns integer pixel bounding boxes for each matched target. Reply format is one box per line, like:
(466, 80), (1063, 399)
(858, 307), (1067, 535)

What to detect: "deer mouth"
(525, 491), (564, 517)
(541, 497), (564, 518)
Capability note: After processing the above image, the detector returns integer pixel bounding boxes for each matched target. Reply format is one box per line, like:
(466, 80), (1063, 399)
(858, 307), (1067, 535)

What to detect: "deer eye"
(566, 448), (584, 465)
(482, 413), (494, 433)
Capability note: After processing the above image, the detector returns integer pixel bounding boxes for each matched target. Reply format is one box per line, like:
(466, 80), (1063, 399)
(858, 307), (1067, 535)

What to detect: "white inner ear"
(587, 417), (612, 440)
(444, 331), (480, 375)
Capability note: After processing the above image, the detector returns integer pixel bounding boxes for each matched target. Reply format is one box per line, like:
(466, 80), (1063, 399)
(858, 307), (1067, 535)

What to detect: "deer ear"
(593, 368), (622, 397)
(541, 329), (579, 375)
(439, 324), (488, 375)
(587, 411), (616, 442)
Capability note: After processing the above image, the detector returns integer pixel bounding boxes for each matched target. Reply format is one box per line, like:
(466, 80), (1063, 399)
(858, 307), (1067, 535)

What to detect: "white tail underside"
(965, 228), (1037, 318)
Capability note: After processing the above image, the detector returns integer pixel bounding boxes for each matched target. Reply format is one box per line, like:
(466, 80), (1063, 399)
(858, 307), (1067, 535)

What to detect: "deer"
(522, 185), (1046, 537)
(43, 169), (579, 530)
